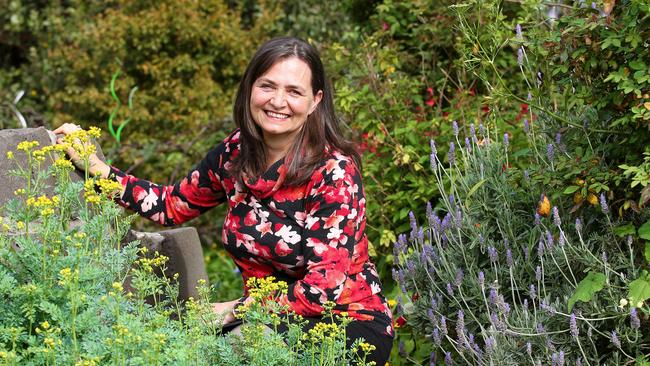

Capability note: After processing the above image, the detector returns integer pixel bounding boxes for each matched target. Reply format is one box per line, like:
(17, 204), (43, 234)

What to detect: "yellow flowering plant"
(0, 137), (376, 366)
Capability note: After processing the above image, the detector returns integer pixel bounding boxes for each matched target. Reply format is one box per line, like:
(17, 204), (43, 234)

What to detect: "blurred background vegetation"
(1, 0), (648, 363)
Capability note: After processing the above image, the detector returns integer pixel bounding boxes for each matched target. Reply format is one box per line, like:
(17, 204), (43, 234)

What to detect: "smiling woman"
(54, 37), (393, 365)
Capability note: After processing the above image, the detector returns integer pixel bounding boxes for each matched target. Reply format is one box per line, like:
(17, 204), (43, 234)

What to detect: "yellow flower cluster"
(61, 129), (98, 160)
(357, 341), (376, 354)
(137, 252), (169, 273)
(307, 321), (343, 343)
(26, 195), (60, 217)
(35, 321), (62, 353)
(84, 178), (123, 204)
(96, 178), (123, 197)
(246, 276), (288, 301)
(53, 157), (74, 171)
(84, 180), (101, 205)
(75, 358), (99, 366)
(17, 140), (39, 152)
(6, 151), (14, 160)
(58, 267), (79, 286)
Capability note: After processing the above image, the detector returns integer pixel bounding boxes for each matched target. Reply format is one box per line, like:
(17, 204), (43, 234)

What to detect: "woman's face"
(250, 57), (322, 148)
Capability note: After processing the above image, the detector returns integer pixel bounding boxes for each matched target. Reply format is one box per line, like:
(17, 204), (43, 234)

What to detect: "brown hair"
(231, 36), (360, 186)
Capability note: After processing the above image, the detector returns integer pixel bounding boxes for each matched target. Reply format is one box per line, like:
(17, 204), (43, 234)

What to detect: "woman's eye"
(289, 90), (302, 96)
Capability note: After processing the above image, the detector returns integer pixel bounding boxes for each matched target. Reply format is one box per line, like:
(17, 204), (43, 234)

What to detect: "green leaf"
(628, 272), (650, 307)
(613, 223), (636, 237)
(568, 272), (606, 311)
(629, 59), (646, 71)
(465, 179), (487, 201)
(563, 186), (580, 194)
(639, 220), (650, 240)
(645, 242), (650, 263)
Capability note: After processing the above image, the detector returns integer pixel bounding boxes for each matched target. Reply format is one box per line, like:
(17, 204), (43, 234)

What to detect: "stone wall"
(0, 127), (209, 300)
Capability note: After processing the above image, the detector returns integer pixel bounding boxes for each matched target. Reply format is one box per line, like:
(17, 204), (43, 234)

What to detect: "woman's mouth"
(265, 110), (290, 120)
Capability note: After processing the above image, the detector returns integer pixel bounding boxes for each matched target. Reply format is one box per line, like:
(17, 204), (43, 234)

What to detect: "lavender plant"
(393, 120), (648, 364)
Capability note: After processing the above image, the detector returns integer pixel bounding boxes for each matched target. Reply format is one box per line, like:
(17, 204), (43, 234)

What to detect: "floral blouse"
(110, 130), (393, 336)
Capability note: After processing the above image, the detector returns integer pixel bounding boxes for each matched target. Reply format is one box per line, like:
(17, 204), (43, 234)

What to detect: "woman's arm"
(110, 142), (228, 226)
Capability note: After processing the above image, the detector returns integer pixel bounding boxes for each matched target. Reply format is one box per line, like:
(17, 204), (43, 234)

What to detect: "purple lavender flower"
(448, 142), (456, 166)
(577, 357), (583, 366)
(517, 47), (524, 66)
(547, 143), (554, 162)
(430, 351), (437, 366)
(555, 132), (562, 145)
(485, 336), (495, 354)
(506, 249), (513, 268)
(456, 310), (465, 336)
(534, 212), (541, 226)
(575, 218), (582, 233)
(446, 283), (454, 296)
(530, 284), (537, 300)
(551, 353), (558, 365)
(488, 246), (498, 263)
(449, 194), (455, 205)
(537, 240), (545, 257)
(523, 299), (529, 312)
(470, 123), (476, 140)
(440, 315), (448, 335)
(479, 123), (485, 136)
(552, 207), (561, 227)
(478, 234), (485, 244)
(536, 266), (542, 282)
(524, 169), (530, 181)
(526, 342), (532, 356)
(536, 323), (545, 334)
(602, 251), (608, 264)
(430, 139), (438, 171)
(409, 211), (417, 234)
(523, 118), (530, 133)
(433, 328), (441, 346)
(599, 193), (609, 214)
(527, 91), (533, 101)
(504, 132), (510, 148)
(445, 351), (453, 365)
(465, 137), (471, 152)
(631, 308), (641, 329)
(558, 233), (565, 247)
(558, 351), (566, 366)
(611, 331), (621, 348)
(515, 24), (523, 39)
(489, 288), (498, 306)
(430, 296), (438, 311)
(452, 121), (459, 137)
(417, 227), (425, 242)
(427, 308), (435, 323)
(570, 313), (579, 338)
(546, 230), (554, 250)
(478, 271), (485, 288)
(591, 2), (597, 9)
(454, 269), (464, 287)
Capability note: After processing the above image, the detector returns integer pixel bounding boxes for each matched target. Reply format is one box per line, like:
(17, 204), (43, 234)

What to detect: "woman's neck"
(263, 139), (290, 168)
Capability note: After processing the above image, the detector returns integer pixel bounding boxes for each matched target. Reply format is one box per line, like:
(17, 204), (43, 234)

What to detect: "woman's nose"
(270, 90), (286, 108)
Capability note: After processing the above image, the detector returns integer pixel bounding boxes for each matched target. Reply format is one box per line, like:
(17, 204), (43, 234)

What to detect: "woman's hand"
(53, 123), (110, 179)
(211, 299), (241, 325)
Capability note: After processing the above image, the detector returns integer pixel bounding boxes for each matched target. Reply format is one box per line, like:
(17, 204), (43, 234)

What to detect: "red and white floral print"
(110, 130), (393, 336)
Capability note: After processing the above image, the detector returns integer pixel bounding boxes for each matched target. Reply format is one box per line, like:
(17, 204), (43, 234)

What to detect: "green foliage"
(568, 272), (606, 312)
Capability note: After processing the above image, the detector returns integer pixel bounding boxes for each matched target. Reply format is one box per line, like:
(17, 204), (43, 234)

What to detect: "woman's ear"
(309, 90), (324, 114)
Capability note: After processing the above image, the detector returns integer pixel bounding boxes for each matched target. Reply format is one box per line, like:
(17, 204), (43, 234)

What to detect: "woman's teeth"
(266, 111), (290, 119)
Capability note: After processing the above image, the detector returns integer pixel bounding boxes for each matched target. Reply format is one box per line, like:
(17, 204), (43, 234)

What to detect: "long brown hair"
(231, 36), (360, 186)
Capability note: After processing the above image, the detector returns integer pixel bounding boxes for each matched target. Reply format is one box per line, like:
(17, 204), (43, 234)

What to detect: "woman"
(55, 37), (393, 364)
